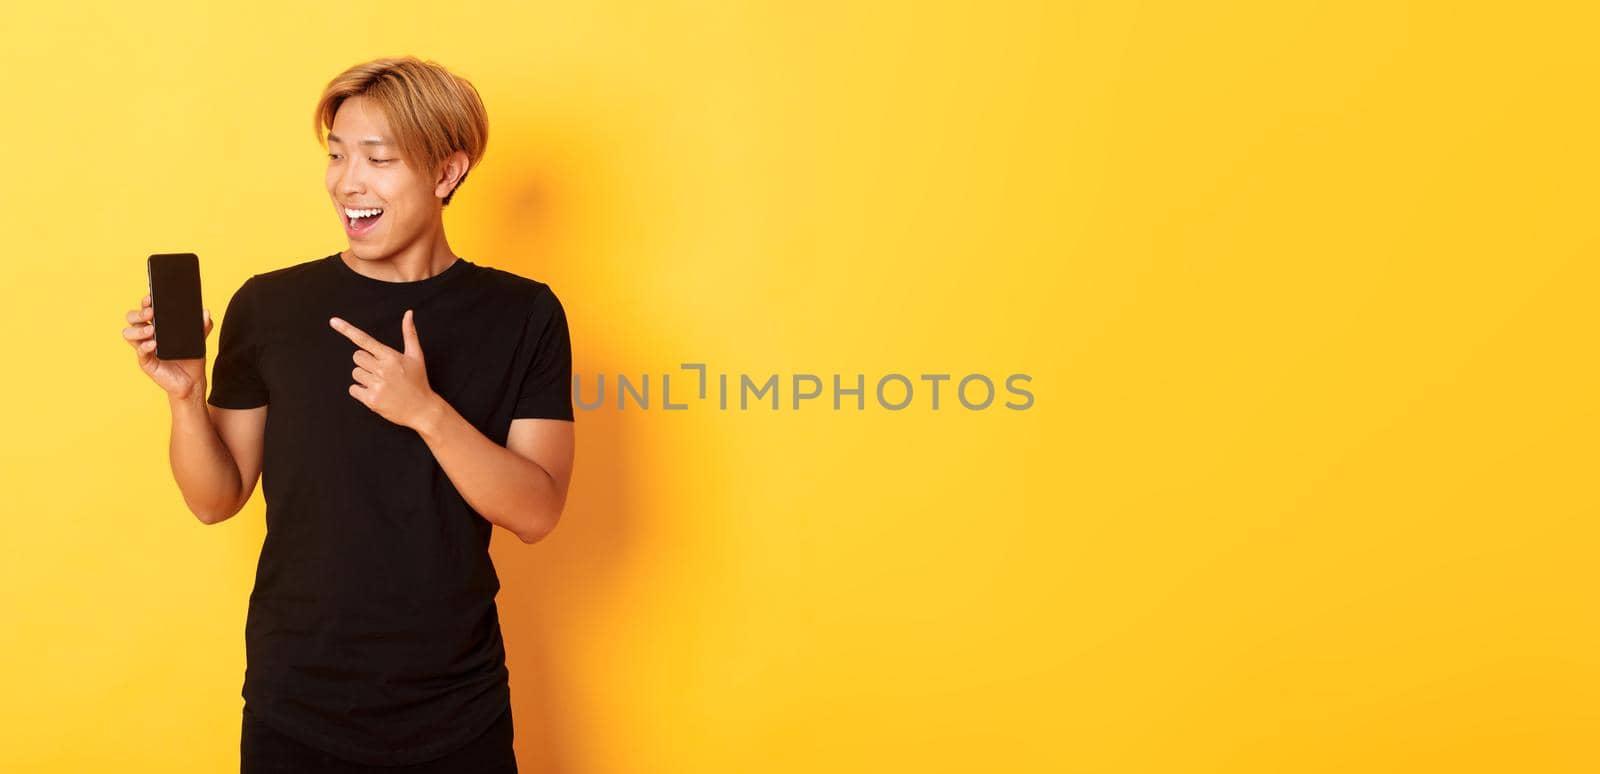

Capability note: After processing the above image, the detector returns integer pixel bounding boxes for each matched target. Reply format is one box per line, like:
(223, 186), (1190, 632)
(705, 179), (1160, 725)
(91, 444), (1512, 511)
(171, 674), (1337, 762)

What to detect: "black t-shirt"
(207, 252), (573, 766)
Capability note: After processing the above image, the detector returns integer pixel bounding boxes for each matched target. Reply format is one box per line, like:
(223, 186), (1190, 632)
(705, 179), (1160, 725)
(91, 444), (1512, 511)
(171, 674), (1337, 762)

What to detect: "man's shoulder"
(475, 263), (560, 309)
(248, 254), (332, 288)
(234, 255), (332, 304)
(477, 263), (552, 294)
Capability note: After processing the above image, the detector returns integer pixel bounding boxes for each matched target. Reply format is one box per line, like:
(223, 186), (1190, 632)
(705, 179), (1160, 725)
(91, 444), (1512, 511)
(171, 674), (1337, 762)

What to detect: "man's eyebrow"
(327, 133), (389, 146)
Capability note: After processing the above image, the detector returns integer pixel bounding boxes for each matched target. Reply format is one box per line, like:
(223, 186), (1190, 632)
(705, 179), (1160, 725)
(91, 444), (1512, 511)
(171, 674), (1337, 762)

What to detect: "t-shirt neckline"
(327, 252), (472, 289)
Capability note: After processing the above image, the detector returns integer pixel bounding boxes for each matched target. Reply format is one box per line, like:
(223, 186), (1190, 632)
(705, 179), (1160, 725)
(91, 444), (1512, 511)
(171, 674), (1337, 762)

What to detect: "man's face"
(324, 95), (438, 257)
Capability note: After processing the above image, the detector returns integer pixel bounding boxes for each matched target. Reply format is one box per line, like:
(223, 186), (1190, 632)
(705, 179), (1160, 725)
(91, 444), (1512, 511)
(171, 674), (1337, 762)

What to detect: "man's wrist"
(170, 384), (208, 413)
(413, 392), (453, 442)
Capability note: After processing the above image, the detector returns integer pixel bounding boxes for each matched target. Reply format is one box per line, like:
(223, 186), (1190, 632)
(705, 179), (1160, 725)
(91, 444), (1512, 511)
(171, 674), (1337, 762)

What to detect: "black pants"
(241, 703), (517, 773)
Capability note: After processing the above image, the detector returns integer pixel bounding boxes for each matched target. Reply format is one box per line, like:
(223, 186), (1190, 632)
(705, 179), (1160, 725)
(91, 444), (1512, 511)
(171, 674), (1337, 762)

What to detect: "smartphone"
(147, 252), (206, 360)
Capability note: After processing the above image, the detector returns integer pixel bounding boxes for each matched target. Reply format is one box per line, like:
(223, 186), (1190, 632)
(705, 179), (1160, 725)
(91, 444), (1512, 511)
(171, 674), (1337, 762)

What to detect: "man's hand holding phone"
(123, 293), (213, 401)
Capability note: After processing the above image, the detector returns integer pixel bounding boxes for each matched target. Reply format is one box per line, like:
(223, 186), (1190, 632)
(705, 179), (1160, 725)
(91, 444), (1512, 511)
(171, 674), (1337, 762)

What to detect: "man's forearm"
(168, 389), (244, 524)
(413, 394), (564, 543)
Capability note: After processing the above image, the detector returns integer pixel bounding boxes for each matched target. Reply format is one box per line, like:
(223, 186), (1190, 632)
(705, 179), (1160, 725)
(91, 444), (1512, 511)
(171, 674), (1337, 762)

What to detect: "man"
(120, 56), (574, 772)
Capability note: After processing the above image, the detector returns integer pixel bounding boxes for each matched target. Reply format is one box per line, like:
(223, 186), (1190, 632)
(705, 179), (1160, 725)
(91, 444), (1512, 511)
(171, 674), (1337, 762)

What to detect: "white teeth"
(344, 207), (383, 219)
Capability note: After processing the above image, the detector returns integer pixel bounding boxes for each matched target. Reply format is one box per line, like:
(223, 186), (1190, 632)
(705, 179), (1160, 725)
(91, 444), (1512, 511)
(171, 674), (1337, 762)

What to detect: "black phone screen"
(147, 253), (206, 360)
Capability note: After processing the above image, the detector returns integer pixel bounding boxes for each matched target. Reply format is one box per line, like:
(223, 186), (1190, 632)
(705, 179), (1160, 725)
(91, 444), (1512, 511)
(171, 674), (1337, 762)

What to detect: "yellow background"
(2, 1), (1596, 771)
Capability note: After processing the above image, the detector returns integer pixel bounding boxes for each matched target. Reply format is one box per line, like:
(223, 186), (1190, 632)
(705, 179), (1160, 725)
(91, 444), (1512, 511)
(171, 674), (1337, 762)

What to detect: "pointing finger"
(329, 316), (393, 356)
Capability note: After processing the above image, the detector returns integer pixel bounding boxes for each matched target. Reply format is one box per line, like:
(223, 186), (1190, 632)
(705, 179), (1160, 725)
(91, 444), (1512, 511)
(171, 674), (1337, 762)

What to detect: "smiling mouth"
(345, 209), (385, 236)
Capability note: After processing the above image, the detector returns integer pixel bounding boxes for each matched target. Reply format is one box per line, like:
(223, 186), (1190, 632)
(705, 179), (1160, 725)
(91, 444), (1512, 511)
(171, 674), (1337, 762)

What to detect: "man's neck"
(341, 228), (458, 282)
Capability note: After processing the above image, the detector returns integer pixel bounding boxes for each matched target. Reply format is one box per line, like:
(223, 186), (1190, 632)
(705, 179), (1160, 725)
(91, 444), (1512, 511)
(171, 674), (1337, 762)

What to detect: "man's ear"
(434, 150), (471, 201)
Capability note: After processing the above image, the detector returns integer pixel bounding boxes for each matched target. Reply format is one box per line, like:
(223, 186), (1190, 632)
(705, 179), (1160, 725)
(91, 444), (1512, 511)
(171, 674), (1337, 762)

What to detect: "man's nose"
(338, 162), (365, 193)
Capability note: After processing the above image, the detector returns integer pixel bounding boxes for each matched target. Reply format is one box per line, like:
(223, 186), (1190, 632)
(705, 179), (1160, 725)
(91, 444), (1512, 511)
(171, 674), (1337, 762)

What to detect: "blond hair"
(313, 56), (489, 206)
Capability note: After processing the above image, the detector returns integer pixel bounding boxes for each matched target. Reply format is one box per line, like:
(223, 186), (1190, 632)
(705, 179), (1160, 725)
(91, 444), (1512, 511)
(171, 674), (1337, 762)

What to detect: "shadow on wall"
(486, 151), (637, 774)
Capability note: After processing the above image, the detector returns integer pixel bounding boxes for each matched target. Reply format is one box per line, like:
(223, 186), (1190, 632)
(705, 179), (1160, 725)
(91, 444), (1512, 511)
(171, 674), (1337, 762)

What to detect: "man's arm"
(414, 396), (575, 543)
(168, 390), (267, 524)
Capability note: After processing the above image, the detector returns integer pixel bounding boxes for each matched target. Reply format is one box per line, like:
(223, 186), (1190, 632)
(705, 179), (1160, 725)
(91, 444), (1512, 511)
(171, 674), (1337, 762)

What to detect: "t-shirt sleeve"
(207, 276), (270, 409)
(513, 285), (575, 421)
